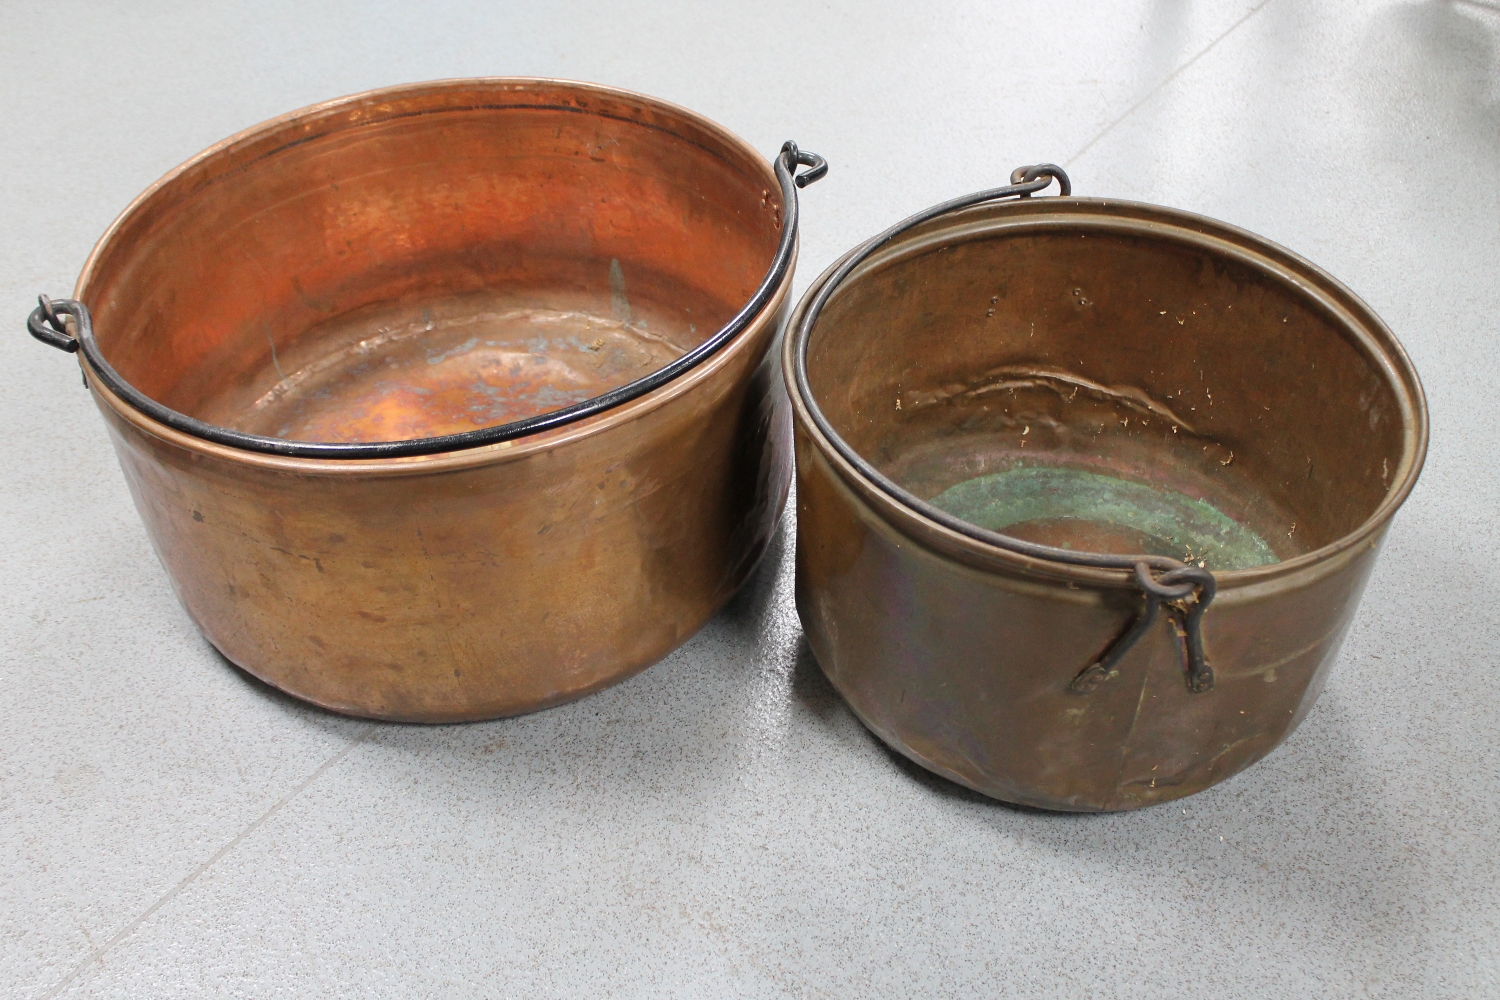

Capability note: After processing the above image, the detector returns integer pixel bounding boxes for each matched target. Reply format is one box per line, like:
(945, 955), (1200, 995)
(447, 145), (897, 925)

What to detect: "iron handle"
(785, 141), (827, 188)
(1010, 163), (1072, 195)
(27, 295), (79, 353)
(25, 142), (827, 459)
(1069, 563), (1216, 695)
(788, 161), (1217, 695)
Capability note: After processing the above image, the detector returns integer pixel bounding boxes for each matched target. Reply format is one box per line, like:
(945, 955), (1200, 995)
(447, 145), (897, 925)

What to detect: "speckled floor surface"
(4, 2), (1498, 996)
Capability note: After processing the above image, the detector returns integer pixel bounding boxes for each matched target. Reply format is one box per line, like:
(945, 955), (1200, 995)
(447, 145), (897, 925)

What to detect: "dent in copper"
(786, 196), (1427, 811)
(75, 78), (794, 721)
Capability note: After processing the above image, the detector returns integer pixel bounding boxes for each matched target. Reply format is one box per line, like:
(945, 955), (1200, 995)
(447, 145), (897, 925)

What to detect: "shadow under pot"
(28, 78), (826, 722)
(785, 167), (1426, 812)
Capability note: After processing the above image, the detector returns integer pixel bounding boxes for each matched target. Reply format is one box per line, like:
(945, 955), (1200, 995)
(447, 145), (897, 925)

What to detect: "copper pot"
(28, 79), (825, 722)
(786, 169), (1427, 811)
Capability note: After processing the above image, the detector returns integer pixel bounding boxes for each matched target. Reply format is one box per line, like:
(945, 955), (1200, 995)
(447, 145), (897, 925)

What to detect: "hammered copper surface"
(74, 79), (795, 721)
(786, 196), (1426, 811)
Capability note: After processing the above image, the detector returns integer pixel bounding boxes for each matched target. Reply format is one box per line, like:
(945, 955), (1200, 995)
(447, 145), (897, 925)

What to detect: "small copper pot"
(29, 79), (824, 722)
(786, 173), (1427, 811)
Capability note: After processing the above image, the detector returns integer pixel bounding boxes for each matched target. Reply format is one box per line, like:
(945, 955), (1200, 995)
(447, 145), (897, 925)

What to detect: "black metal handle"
(786, 141), (827, 188)
(28, 295), (79, 353)
(26, 141), (828, 460)
(787, 162), (1218, 695)
(1069, 564), (1215, 695)
(1010, 162), (1072, 195)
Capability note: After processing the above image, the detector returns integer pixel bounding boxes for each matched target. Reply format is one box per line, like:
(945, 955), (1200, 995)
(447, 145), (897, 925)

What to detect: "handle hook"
(781, 141), (828, 189)
(28, 294), (80, 353)
(1071, 563), (1216, 694)
(1009, 163), (1072, 197)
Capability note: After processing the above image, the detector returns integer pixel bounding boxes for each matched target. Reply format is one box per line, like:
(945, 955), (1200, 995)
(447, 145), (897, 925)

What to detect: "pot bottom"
(212, 635), (665, 724)
(191, 272), (728, 445)
(808, 636), (1296, 813)
(878, 373), (1309, 571)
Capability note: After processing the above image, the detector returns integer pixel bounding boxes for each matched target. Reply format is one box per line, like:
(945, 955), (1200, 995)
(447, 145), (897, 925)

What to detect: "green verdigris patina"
(929, 465), (1278, 570)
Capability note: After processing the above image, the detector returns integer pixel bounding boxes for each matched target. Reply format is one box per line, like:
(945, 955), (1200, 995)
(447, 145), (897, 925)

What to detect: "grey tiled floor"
(3, 2), (1497, 997)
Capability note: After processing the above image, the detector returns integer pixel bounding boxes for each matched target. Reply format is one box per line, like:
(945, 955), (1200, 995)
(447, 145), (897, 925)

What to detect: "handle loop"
(27, 295), (79, 353)
(783, 141), (828, 189)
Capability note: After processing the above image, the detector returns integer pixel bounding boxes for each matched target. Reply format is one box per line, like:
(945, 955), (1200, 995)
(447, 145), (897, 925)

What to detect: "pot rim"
(73, 76), (799, 474)
(784, 194), (1429, 592)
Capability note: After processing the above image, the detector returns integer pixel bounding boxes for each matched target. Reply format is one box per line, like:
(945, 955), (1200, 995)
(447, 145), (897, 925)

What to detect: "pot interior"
(804, 205), (1414, 571)
(79, 81), (783, 444)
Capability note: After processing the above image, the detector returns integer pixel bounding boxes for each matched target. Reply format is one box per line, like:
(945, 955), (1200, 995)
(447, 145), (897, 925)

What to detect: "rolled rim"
(73, 77), (802, 467)
(785, 195), (1429, 591)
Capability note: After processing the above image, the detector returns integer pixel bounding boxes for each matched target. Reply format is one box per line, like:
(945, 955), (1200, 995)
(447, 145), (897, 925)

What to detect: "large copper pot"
(786, 170), (1427, 811)
(28, 79), (824, 722)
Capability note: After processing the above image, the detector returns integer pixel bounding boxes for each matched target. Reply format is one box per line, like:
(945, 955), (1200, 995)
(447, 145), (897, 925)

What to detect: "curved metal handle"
(1010, 163), (1072, 196)
(26, 141), (828, 460)
(787, 161), (1219, 695)
(784, 141), (828, 188)
(27, 295), (79, 353)
(1070, 564), (1216, 695)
